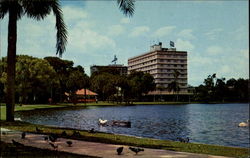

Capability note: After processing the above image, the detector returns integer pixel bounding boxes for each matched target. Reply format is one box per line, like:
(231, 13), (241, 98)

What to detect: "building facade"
(128, 42), (188, 94)
(90, 64), (128, 76)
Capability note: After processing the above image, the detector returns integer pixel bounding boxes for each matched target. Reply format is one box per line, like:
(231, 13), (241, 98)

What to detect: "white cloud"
(120, 18), (130, 24)
(62, 6), (88, 22)
(68, 29), (116, 52)
(206, 46), (223, 55)
(205, 28), (223, 40)
(175, 39), (195, 52)
(129, 26), (150, 37)
(177, 29), (195, 39)
(152, 26), (175, 37)
(108, 25), (125, 36)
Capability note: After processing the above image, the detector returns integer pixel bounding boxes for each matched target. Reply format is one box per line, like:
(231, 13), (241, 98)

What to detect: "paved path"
(1, 128), (231, 158)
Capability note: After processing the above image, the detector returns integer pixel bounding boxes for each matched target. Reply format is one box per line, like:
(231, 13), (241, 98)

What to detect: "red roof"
(76, 89), (97, 96)
(65, 89), (98, 96)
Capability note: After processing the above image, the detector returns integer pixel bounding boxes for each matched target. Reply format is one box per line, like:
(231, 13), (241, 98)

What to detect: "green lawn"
(1, 121), (249, 158)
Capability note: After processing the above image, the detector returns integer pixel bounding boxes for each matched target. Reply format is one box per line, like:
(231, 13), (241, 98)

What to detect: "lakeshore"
(1, 103), (249, 157)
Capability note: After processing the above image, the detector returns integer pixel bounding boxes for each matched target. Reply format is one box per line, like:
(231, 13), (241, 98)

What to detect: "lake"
(16, 103), (249, 148)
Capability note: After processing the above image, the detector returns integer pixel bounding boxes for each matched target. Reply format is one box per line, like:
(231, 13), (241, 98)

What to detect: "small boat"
(111, 120), (131, 128)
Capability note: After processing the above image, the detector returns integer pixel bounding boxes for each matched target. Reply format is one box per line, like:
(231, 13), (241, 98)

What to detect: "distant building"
(90, 64), (128, 76)
(128, 42), (188, 94)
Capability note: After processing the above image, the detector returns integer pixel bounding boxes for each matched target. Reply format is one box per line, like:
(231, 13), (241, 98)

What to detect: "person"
(96, 98), (98, 103)
(48, 98), (52, 104)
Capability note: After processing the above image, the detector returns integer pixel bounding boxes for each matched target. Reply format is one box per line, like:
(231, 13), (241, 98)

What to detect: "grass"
(1, 121), (249, 158)
(0, 141), (98, 158)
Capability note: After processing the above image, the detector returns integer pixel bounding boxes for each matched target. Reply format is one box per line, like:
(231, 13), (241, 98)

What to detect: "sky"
(0, 0), (249, 86)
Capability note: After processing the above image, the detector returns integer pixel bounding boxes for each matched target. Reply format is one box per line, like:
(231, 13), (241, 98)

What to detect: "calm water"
(16, 103), (249, 148)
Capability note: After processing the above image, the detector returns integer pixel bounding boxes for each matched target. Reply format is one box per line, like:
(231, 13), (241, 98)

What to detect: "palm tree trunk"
(6, 9), (17, 121)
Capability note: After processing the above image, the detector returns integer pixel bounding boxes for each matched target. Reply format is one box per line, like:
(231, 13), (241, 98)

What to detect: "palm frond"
(22, 0), (52, 20)
(51, 0), (67, 57)
(117, 0), (135, 17)
(0, 0), (24, 20)
(0, 0), (9, 19)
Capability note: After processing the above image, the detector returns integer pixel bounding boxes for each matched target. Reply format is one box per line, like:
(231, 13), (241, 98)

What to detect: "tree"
(168, 70), (180, 101)
(44, 57), (74, 102)
(0, 55), (59, 104)
(1, 0), (135, 121)
(128, 71), (155, 101)
(0, 0), (67, 121)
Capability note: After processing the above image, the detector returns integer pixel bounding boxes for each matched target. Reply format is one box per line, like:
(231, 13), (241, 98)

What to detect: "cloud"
(68, 28), (116, 53)
(108, 25), (125, 36)
(205, 28), (223, 40)
(120, 18), (130, 24)
(129, 26), (150, 37)
(177, 29), (195, 39)
(62, 6), (88, 22)
(152, 26), (175, 37)
(175, 39), (195, 52)
(206, 46), (223, 55)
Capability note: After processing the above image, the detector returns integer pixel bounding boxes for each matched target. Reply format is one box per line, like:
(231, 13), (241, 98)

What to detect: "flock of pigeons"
(11, 127), (146, 155)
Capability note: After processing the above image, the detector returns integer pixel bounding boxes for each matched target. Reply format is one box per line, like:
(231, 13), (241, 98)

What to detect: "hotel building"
(128, 42), (188, 94)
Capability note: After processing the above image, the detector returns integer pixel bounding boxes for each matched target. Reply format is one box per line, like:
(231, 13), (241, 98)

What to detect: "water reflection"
(16, 103), (249, 148)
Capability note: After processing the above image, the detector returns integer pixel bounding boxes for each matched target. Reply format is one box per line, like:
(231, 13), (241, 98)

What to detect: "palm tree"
(168, 70), (180, 101)
(0, 0), (67, 121)
(1, 0), (135, 121)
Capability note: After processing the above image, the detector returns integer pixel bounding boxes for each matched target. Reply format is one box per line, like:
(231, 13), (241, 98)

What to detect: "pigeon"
(72, 131), (81, 137)
(129, 147), (144, 154)
(49, 134), (57, 142)
(66, 141), (73, 147)
(12, 139), (24, 147)
(116, 147), (124, 155)
(177, 137), (189, 143)
(61, 131), (67, 137)
(21, 132), (26, 139)
(49, 142), (58, 150)
(35, 127), (43, 133)
(44, 136), (49, 141)
(88, 128), (95, 133)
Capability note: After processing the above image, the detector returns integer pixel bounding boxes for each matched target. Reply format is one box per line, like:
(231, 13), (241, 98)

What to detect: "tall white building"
(128, 42), (188, 94)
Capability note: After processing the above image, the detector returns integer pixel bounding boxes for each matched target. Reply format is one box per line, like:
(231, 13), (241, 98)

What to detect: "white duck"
(99, 119), (108, 125)
(238, 119), (249, 127)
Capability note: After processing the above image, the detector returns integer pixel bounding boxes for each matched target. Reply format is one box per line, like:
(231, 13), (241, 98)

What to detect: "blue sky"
(0, 0), (248, 86)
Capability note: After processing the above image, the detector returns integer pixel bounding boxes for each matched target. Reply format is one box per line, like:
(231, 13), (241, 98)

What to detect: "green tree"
(44, 56), (74, 102)
(167, 70), (180, 101)
(128, 71), (155, 101)
(0, 0), (67, 121)
(0, 55), (59, 104)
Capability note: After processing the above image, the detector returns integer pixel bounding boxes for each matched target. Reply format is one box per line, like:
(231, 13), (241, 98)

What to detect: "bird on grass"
(177, 137), (189, 143)
(49, 142), (58, 150)
(66, 141), (73, 147)
(35, 127), (43, 133)
(61, 131), (67, 137)
(88, 128), (95, 133)
(12, 139), (24, 147)
(72, 131), (81, 137)
(116, 147), (124, 155)
(21, 132), (26, 139)
(129, 147), (144, 154)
